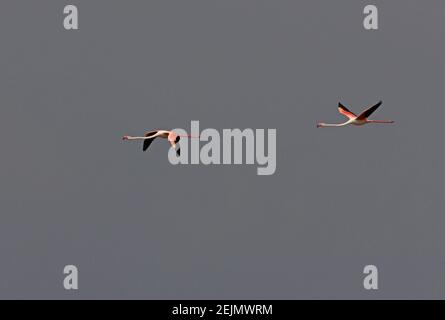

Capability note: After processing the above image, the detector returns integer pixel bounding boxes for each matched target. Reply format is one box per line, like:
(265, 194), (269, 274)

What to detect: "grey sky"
(0, 0), (444, 299)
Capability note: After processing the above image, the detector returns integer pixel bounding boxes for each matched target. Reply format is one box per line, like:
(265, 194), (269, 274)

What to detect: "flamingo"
(317, 101), (394, 128)
(122, 130), (199, 156)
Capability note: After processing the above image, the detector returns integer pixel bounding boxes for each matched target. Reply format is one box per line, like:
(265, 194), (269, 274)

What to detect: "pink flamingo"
(317, 101), (394, 128)
(122, 130), (199, 156)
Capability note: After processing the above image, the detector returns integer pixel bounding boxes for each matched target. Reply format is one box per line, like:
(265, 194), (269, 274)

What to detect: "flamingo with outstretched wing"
(122, 130), (199, 156)
(317, 101), (394, 128)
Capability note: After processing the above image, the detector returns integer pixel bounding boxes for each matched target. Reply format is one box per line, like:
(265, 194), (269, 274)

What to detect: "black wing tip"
(143, 138), (154, 152)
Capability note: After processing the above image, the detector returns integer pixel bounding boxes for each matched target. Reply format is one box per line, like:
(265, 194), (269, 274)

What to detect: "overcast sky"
(0, 0), (444, 299)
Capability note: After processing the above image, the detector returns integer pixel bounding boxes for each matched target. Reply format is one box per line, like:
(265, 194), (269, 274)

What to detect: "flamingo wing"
(357, 101), (383, 120)
(167, 131), (179, 142)
(338, 103), (357, 119)
(143, 130), (158, 152)
(168, 134), (181, 156)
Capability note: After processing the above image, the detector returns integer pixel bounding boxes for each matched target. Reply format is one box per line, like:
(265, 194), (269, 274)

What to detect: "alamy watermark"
(168, 121), (276, 176)
(63, 265), (79, 290)
(363, 265), (379, 290)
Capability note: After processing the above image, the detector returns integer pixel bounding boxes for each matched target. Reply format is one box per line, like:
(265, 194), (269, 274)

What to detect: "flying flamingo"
(317, 101), (394, 128)
(122, 130), (199, 156)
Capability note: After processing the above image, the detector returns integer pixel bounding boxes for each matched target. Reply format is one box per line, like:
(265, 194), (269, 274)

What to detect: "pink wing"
(356, 101), (383, 120)
(338, 103), (357, 119)
(168, 131), (179, 142)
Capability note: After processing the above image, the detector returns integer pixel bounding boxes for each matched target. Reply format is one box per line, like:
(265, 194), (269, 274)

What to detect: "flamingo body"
(317, 101), (394, 128)
(123, 130), (182, 155)
(123, 129), (199, 156)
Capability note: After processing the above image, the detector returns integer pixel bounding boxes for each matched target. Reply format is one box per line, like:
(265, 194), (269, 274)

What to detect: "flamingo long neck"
(319, 122), (348, 127)
(124, 136), (151, 141)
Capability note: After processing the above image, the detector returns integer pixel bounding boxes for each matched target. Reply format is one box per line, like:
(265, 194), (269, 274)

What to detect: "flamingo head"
(317, 123), (325, 128)
(122, 135), (130, 141)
